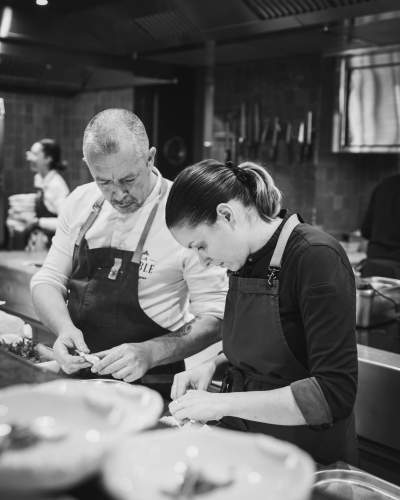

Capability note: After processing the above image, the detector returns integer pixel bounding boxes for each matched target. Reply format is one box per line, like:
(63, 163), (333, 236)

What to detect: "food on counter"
(75, 349), (100, 366)
(0, 337), (40, 363)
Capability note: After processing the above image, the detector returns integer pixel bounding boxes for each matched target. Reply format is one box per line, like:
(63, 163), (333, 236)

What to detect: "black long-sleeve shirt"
(361, 174), (400, 262)
(238, 213), (358, 425)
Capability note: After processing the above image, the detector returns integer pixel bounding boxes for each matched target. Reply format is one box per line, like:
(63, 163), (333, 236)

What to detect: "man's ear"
(148, 147), (157, 166)
(216, 203), (235, 226)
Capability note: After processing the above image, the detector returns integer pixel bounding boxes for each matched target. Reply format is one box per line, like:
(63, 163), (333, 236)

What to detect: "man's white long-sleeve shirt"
(31, 169), (228, 332)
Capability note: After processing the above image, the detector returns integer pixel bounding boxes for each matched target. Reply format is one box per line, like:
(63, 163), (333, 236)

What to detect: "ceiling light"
(36, 0), (48, 6)
(0, 7), (13, 38)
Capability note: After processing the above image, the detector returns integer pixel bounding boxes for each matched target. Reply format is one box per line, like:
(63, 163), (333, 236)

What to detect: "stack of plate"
(7, 193), (37, 232)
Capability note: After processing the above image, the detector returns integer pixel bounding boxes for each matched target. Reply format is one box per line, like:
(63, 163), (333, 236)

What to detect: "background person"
(31, 109), (227, 385)
(166, 159), (358, 465)
(360, 173), (400, 278)
(7, 138), (69, 250)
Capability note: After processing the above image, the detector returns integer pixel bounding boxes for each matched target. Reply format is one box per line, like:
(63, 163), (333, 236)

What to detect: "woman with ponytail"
(28, 138), (70, 234)
(8, 139), (70, 250)
(20, 138), (70, 249)
(166, 159), (357, 465)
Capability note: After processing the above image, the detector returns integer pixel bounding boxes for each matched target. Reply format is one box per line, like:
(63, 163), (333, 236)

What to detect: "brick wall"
(213, 56), (400, 233)
(1, 88), (134, 197)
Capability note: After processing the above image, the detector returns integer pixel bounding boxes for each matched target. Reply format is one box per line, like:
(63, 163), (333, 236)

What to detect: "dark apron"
(33, 188), (58, 248)
(35, 188), (57, 219)
(220, 214), (357, 465)
(66, 179), (184, 378)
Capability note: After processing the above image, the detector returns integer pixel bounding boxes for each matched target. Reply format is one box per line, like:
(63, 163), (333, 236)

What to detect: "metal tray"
(313, 469), (400, 500)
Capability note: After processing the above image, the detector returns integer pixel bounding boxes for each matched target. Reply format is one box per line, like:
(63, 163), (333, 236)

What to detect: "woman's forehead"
(31, 142), (43, 153)
(172, 222), (214, 243)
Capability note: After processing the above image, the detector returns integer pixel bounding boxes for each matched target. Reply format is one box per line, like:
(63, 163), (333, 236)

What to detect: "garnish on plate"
(0, 337), (40, 363)
(161, 462), (234, 498)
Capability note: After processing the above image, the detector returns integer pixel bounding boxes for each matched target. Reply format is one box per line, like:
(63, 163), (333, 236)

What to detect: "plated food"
(0, 379), (163, 492)
(103, 427), (315, 500)
(0, 336), (40, 363)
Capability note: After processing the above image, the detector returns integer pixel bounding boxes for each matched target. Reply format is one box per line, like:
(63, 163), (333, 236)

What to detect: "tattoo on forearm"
(167, 319), (195, 338)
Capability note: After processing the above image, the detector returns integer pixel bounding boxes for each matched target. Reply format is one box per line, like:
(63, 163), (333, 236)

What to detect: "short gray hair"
(83, 108), (149, 157)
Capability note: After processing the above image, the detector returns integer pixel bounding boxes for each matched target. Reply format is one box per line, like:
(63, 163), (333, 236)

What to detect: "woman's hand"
(170, 360), (217, 400)
(169, 390), (226, 423)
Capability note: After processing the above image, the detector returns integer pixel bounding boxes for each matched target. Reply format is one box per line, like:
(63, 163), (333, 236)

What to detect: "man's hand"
(53, 326), (91, 374)
(92, 343), (153, 383)
(169, 390), (226, 424)
(170, 360), (217, 400)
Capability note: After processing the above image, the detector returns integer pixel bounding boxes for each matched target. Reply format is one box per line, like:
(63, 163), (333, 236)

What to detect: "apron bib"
(35, 188), (57, 219)
(220, 214), (357, 465)
(67, 179), (183, 376)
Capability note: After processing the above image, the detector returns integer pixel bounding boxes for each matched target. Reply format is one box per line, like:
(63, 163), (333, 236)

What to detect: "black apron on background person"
(35, 187), (57, 219)
(67, 179), (184, 378)
(34, 188), (58, 248)
(219, 214), (357, 465)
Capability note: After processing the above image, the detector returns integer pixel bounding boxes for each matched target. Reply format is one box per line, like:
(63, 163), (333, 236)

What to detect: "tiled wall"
(213, 56), (400, 233)
(1, 88), (134, 197)
(213, 56), (320, 224)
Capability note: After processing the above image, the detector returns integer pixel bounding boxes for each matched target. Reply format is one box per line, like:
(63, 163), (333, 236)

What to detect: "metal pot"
(356, 276), (400, 328)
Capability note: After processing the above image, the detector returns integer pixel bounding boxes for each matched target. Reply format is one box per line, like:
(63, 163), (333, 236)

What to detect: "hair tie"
(225, 161), (248, 183)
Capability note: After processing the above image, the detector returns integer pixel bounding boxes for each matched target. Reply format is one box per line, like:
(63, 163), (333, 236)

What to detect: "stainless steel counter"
(356, 342), (400, 453)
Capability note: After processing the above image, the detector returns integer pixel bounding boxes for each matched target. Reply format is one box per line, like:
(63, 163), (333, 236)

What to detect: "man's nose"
(111, 184), (126, 199)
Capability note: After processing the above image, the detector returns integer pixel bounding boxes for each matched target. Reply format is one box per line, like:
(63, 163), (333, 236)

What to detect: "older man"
(31, 109), (227, 381)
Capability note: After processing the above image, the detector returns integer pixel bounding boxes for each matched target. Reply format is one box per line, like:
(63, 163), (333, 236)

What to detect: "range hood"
(333, 47), (400, 153)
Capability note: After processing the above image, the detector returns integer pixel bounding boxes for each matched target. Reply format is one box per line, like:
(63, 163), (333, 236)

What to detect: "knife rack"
(215, 103), (315, 166)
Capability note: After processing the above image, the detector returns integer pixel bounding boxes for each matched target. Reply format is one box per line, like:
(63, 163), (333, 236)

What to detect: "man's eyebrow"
(120, 173), (137, 181)
(95, 173), (137, 182)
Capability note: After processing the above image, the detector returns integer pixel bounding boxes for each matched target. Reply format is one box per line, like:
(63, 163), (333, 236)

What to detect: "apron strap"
(269, 214), (301, 269)
(75, 195), (105, 247)
(131, 178), (168, 264)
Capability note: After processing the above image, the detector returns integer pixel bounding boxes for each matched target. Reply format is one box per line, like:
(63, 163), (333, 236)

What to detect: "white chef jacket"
(34, 170), (70, 232)
(31, 168), (228, 332)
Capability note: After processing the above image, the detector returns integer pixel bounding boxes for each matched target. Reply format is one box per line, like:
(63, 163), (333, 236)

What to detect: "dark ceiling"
(0, 0), (400, 93)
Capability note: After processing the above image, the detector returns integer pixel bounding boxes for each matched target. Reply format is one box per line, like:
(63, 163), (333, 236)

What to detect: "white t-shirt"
(34, 170), (70, 232)
(31, 168), (228, 332)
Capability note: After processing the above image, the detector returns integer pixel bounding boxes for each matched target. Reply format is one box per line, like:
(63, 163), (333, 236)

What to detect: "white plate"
(0, 379), (163, 492)
(103, 427), (315, 500)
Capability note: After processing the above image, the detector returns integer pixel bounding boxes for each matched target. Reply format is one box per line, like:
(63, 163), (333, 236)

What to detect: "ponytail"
(237, 161), (282, 220)
(166, 159), (282, 229)
(39, 138), (67, 171)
